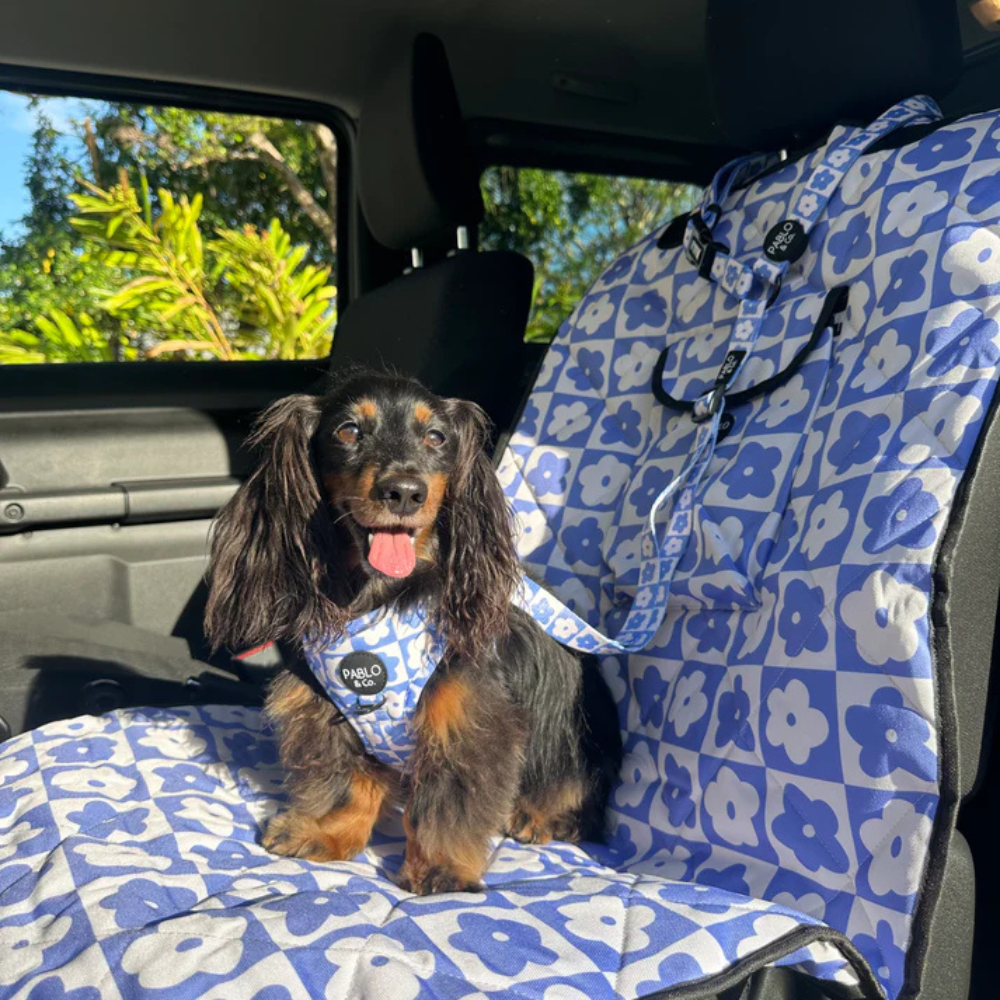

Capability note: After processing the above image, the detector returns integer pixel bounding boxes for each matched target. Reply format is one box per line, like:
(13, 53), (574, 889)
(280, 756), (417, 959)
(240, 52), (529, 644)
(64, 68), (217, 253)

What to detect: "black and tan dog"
(206, 370), (621, 894)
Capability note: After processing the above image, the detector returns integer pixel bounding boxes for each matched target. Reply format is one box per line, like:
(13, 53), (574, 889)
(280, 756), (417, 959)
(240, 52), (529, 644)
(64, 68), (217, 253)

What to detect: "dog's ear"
(440, 399), (520, 659)
(206, 393), (339, 651)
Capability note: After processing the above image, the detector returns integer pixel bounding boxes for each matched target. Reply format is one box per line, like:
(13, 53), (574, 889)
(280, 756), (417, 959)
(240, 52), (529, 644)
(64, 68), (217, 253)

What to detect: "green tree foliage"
(480, 167), (701, 342)
(89, 106), (338, 263)
(0, 98), (337, 363)
(70, 178), (336, 360)
(0, 94), (698, 363)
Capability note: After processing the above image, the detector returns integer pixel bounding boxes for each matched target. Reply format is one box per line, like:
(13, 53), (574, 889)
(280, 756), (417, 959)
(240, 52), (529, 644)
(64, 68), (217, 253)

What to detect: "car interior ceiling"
(1, 1), (1000, 998)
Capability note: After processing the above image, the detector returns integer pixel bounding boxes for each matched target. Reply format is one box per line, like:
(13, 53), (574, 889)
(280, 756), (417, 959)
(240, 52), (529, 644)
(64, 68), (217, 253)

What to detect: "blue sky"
(0, 91), (93, 238)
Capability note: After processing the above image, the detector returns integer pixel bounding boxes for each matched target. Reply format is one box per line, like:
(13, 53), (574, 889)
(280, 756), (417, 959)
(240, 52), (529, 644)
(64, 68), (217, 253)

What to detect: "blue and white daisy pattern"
(3, 98), (1000, 999)
(500, 98), (1000, 999)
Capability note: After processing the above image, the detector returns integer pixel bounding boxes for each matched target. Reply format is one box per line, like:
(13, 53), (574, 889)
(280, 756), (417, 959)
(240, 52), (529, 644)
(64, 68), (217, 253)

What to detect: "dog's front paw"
(506, 809), (553, 846)
(262, 810), (356, 863)
(397, 860), (481, 896)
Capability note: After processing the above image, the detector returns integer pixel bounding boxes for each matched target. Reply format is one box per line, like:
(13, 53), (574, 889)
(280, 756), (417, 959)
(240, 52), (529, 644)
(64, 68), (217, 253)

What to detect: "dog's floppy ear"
(206, 393), (339, 651)
(440, 399), (520, 659)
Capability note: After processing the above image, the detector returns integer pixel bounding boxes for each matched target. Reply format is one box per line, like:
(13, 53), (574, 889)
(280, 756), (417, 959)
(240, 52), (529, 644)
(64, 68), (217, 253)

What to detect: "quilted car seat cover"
(499, 102), (1000, 998)
(3, 99), (1000, 1000)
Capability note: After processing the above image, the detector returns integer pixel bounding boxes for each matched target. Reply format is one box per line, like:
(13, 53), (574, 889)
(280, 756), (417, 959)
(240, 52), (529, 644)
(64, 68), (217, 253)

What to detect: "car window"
(479, 166), (701, 343)
(0, 90), (339, 364)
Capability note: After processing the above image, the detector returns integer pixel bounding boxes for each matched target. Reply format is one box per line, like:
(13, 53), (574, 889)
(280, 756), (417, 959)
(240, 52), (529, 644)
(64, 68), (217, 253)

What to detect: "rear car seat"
(2, 8), (998, 1000)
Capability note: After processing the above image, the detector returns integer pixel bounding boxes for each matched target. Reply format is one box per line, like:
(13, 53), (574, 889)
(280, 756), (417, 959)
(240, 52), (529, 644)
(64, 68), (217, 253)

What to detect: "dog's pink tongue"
(368, 530), (416, 578)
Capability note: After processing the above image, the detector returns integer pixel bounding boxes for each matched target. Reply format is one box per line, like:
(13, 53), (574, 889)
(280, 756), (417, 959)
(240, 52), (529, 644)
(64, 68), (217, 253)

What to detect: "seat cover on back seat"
(2, 97), (1000, 1000)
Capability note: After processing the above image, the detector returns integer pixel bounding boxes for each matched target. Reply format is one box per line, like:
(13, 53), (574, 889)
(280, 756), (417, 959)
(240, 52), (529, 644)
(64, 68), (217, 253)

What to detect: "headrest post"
(456, 226), (469, 251)
(410, 248), (424, 270)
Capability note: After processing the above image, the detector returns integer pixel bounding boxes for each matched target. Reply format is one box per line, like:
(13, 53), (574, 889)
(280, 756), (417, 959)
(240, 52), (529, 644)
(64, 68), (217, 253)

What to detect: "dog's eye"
(336, 421), (361, 445)
(424, 429), (446, 448)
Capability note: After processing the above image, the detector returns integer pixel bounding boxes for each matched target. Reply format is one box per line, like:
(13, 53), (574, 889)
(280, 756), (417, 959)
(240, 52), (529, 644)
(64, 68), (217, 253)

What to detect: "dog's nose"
(376, 474), (427, 516)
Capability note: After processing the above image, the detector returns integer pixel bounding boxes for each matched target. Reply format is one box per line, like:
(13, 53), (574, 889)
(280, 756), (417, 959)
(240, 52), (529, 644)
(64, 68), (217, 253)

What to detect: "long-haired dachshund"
(206, 370), (622, 894)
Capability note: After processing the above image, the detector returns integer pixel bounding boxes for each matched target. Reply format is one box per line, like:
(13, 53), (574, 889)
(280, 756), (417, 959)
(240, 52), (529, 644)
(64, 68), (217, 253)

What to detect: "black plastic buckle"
(352, 697), (386, 716)
(685, 214), (726, 280)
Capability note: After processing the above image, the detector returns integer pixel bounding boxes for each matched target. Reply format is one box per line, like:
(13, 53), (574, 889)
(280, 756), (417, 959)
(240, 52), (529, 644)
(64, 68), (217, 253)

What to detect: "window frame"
(0, 63), (353, 412)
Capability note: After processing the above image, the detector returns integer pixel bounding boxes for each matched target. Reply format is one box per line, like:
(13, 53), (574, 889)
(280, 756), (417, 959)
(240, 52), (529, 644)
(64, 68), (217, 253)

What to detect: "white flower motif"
(74, 842), (174, 871)
(536, 348), (563, 388)
(631, 842), (692, 880)
(828, 149), (851, 168)
(797, 193), (820, 217)
(754, 199), (783, 242)
(559, 897), (656, 946)
(703, 515), (744, 565)
(577, 294), (615, 335)
(552, 616), (581, 641)
(35, 716), (110, 739)
(859, 799), (933, 897)
(765, 680), (829, 765)
(846, 280), (872, 331)
(51, 766), (137, 801)
(549, 401), (592, 443)
(614, 342), (660, 392)
(851, 327), (912, 392)
(841, 570), (928, 666)
(615, 741), (657, 808)
(759, 373), (810, 430)
(802, 491), (849, 561)
(382, 689), (407, 721)
(899, 390), (982, 465)
(579, 453), (631, 506)
(326, 935), (434, 1000)
(137, 727), (207, 760)
(942, 228), (1000, 296)
(668, 671), (708, 738)
(0, 914), (72, 987)
(735, 914), (802, 959)
(122, 915), (246, 989)
(772, 891), (827, 919)
(883, 182), (948, 240)
(704, 765), (760, 847)
(359, 617), (393, 645)
(641, 244), (671, 282)
(0, 757), (30, 784)
(493, 846), (547, 875)
(609, 536), (641, 577)
(0, 821), (42, 862)
(687, 325), (728, 363)
(677, 281), (712, 323)
(175, 796), (236, 837)
(514, 507), (552, 555)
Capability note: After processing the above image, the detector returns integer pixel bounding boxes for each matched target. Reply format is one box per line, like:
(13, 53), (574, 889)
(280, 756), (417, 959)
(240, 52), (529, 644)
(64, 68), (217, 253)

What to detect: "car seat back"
(498, 96), (1000, 999)
(330, 33), (539, 436)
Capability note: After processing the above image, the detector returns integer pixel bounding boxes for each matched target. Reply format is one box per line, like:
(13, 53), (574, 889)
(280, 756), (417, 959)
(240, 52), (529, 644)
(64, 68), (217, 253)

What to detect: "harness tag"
(763, 219), (807, 263)
(715, 349), (747, 388)
(338, 652), (388, 695)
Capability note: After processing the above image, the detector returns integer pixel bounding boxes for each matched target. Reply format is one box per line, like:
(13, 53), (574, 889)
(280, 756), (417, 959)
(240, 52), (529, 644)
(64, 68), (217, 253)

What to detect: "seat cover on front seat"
(498, 99), (1000, 998)
(4, 97), (1000, 1000)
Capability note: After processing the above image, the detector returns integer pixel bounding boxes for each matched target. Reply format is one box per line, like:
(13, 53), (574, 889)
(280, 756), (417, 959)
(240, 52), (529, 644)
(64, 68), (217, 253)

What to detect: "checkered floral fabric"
(2, 100), (999, 999)
(499, 101), (1000, 998)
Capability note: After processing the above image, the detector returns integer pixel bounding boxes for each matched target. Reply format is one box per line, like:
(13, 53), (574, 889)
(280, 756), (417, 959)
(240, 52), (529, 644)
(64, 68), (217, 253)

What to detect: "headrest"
(706, 0), (962, 150)
(358, 34), (484, 250)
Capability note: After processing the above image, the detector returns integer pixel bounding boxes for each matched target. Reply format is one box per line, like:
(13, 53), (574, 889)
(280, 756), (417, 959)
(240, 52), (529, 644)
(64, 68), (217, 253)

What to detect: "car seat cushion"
(0, 707), (875, 1000)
